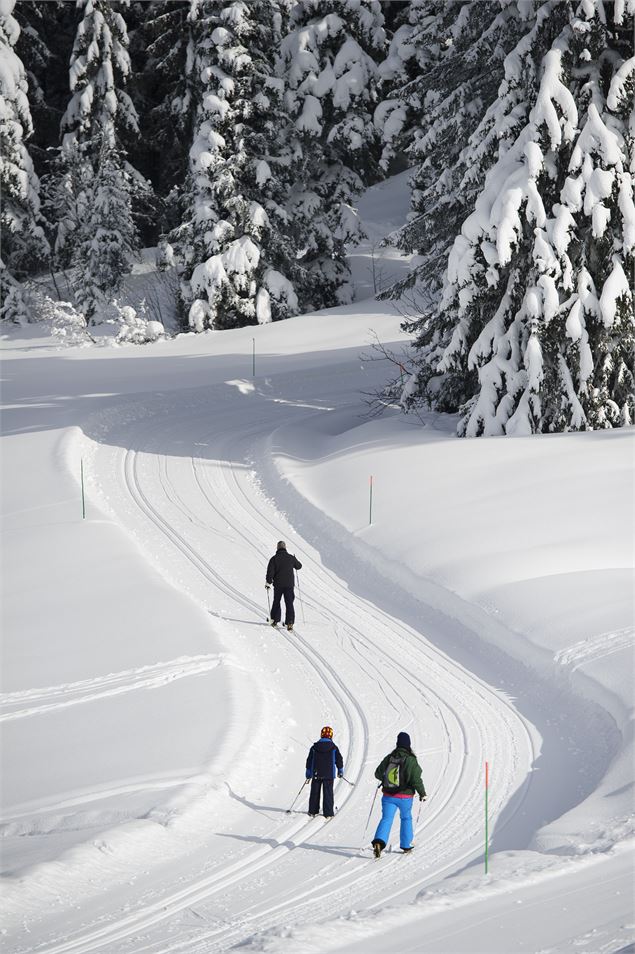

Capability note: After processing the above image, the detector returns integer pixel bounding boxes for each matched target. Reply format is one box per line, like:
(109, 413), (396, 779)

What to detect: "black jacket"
(306, 738), (344, 780)
(266, 550), (302, 589)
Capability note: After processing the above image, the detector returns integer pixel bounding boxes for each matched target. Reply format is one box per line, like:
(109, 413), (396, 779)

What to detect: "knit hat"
(277, 540), (286, 550)
(397, 731), (411, 749)
(321, 726), (333, 739)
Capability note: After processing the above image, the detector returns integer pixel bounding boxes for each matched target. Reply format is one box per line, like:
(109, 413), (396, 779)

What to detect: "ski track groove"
(115, 410), (535, 952)
(554, 627), (635, 669)
(0, 656), (226, 723)
(131, 405), (533, 951)
(18, 434), (364, 954)
(28, 435), (368, 954)
(15, 393), (535, 954)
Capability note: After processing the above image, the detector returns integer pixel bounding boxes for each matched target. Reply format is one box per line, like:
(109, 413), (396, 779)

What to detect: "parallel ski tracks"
(119, 406), (532, 951)
(26, 394), (535, 954)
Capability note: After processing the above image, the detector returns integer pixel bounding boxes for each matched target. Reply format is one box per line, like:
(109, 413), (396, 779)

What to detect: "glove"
(265, 584), (271, 590)
(338, 772), (343, 779)
(419, 795), (427, 801)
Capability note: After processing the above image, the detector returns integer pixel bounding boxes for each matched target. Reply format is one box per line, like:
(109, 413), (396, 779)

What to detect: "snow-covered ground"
(1, 175), (633, 954)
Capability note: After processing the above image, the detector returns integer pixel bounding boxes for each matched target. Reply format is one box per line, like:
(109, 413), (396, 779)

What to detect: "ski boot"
(270, 621), (278, 628)
(372, 840), (384, 859)
(286, 624), (293, 632)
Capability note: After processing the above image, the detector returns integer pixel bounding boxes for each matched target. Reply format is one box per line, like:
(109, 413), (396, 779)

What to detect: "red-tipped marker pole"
(485, 760), (489, 874)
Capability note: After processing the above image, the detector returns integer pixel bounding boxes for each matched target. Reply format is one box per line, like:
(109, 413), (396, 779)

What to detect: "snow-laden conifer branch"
(399, 0), (635, 436)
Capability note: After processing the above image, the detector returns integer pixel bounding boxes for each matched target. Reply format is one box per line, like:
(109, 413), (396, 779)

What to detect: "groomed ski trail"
(2, 368), (540, 954)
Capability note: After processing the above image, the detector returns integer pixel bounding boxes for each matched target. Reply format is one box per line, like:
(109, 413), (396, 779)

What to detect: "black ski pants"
(309, 777), (334, 816)
(271, 585), (295, 625)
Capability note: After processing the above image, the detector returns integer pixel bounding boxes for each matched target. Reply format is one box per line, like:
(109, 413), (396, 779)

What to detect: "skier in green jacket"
(372, 732), (426, 857)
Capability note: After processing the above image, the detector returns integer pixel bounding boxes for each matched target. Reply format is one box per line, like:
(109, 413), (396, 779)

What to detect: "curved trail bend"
(11, 368), (537, 954)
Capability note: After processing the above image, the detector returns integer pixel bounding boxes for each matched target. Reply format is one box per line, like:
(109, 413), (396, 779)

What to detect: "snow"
(295, 93), (322, 134)
(570, 103), (624, 171)
(599, 258), (631, 326)
(1, 171), (634, 953)
(531, 47), (578, 149)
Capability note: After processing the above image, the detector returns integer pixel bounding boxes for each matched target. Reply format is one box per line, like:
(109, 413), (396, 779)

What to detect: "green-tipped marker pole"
(369, 474), (373, 525)
(485, 760), (489, 874)
(81, 458), (86, 520)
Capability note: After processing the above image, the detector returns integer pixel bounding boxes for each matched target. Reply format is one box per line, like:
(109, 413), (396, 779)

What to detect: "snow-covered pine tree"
(377, 0), (529, 301)
(51, 0), (146, 320)
(137, 1), (197, 220)
(14, 2), (80, 177)
(375, 0), (437, 173)
(73, 139), (140, 320)
(0, 0), (49, 321)
(168, 0), (302, 332)
(279, 0), (386, 308)
(14, 1), (50, 156)
(403, 0), (635, 435)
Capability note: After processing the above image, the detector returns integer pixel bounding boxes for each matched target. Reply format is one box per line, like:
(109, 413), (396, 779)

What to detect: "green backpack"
(383, 754), (406, 792)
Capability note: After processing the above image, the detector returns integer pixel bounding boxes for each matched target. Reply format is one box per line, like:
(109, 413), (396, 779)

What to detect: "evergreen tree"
(0, 0), (49, 315)
(50, 0), (147, 319)
(136, 1), (197, 215)
(377, 0), (528, 299)
(14, 1), (50, 155)
(13, 2), (77, 170)
(168, 0), (302, 332)
(278, 0), (386, 308)
(403, 0), (635, 435)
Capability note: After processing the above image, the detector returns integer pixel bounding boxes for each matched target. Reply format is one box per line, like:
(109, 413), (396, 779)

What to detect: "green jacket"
(375, 747), (426, 798)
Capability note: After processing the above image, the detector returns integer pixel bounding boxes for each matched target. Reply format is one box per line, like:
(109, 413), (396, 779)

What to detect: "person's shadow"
(218, 831), (358, 859)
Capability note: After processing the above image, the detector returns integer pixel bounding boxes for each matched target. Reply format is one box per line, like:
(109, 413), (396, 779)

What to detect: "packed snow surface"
(1, 173), (633, 953)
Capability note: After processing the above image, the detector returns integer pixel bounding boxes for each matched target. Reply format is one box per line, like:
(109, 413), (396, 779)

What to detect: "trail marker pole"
(485, 761), (489, 874)
(81, 458), (86, 520)
(252, 337), (256, 377)
(369, 475), (373, 525)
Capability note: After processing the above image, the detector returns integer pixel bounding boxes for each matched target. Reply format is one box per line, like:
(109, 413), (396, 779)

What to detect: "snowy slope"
(1, 172), (633, 954)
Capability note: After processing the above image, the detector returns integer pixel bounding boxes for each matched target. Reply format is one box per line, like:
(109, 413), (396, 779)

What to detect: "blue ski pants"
(373, 795), (414, 849)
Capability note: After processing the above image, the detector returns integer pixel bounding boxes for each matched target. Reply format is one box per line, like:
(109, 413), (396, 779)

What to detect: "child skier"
(305, 726), (344, 818)
(372, 731), (426, 857)
(266, 540), (302, 631)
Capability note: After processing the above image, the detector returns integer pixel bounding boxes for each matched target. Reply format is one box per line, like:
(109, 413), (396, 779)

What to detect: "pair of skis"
(268, 619), (294, 631)
(364, 844), (414, 859)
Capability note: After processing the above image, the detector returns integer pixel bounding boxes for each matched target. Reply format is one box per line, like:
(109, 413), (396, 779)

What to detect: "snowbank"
(266, 410), (634, 855)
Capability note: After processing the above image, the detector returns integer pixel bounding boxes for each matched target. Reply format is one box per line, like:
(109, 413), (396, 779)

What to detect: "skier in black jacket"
(305, 726), (344, 817)
(266, 541), (302, 631)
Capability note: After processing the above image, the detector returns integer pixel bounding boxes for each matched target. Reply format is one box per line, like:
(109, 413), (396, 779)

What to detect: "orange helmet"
(321, 726), (333, 739)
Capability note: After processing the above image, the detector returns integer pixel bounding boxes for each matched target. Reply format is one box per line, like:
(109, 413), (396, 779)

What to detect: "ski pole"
(295, 569), (306, 623)
(266, 585), (271, 622)
(340, 776), (355, 786)
(285, 778), (310, 814)
(359, 783), (382, 848)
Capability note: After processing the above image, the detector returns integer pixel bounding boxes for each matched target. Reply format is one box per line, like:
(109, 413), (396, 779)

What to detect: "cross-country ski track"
(2, 317), (631, 954)
(2, 364), (549, 954)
